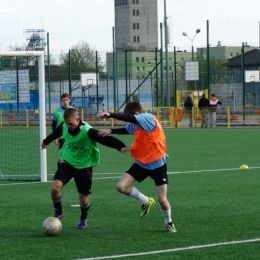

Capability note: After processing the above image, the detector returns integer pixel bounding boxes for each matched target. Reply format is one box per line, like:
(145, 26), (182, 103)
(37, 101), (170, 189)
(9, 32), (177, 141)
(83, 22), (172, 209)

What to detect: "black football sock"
(53, 196), (62, 215)
(80, 202), (90, 219)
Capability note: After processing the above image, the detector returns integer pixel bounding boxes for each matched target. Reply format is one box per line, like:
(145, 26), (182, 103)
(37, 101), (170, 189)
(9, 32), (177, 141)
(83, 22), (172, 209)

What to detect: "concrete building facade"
(114, 0), (158, 51)
(198, 45), (256, 60)
(106, 51), (192, 79)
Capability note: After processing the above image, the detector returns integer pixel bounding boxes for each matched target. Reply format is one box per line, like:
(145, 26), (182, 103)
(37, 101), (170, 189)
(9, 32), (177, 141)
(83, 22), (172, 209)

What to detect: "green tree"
(59, 40), (104, 77)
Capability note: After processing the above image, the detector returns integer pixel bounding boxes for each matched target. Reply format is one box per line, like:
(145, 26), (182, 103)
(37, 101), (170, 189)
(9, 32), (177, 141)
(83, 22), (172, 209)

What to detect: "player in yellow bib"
(41, 108), (127, 229)
(52, 93), (73, 168)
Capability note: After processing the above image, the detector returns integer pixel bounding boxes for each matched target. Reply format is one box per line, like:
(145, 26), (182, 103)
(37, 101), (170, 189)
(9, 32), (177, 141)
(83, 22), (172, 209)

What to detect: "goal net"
(0, 51), (47, 182)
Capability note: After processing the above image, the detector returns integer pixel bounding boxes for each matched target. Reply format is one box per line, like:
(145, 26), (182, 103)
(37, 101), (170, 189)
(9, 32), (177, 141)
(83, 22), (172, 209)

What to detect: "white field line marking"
(1, 167), (260, 186)
(167, 166), (260, 175)
(0, 181), (45, 186)
(73, 238), (260, 260)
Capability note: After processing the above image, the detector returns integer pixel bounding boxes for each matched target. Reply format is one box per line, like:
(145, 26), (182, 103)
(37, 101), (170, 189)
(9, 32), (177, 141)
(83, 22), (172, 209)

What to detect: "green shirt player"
(52, 93), (73, 168)
(41, 108), (128, 229)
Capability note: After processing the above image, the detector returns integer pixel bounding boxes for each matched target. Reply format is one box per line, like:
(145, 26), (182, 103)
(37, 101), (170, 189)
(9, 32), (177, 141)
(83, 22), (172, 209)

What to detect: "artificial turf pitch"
(1, 128), (260, 260)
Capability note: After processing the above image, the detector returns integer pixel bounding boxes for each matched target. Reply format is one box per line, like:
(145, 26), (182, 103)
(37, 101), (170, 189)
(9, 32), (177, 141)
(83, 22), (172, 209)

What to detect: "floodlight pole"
(182, 29), (200, 62)
(164, 0), (170, 106)
(182, 29), (201, 90)
(47, 32), (51, 113)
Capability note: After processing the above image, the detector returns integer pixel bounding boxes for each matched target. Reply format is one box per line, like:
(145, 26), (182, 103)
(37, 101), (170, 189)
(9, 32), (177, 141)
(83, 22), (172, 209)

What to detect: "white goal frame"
(0, 51), (47, 182)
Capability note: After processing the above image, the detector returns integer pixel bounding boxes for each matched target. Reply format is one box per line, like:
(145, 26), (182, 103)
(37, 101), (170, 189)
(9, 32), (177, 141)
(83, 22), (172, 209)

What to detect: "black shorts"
(53, 162), (93, 195)
(58, 138), (65, 150)
(126, 163), (168, 186)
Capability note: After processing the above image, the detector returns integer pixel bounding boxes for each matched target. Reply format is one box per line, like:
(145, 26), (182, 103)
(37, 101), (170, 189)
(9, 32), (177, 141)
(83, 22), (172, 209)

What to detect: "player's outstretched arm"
(41, 142), (47, 149)
(121, 147), (132, 153)
(97, 129), (111, 137)
(88, 128), (127, 152)
(97, 112), (110, 118)
(41, 123), (63, 147)
(97, 112), (137, 123)
(98, 128), (129, 136)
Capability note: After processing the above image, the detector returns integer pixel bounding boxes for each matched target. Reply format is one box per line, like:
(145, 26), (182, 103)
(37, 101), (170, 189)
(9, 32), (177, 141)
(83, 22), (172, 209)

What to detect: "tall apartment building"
(114, 0), (158, 51)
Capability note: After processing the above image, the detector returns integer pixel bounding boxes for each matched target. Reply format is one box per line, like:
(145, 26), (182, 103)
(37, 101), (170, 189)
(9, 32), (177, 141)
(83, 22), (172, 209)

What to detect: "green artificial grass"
(1, 128), (260, 259)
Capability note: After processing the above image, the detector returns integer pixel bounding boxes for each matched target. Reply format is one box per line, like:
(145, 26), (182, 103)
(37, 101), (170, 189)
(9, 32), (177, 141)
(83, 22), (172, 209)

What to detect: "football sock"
(80, 202), (90, 219)
(129, 187), (149, 205)
(160, 208), (172, 224)
(53, 196), (62, 215)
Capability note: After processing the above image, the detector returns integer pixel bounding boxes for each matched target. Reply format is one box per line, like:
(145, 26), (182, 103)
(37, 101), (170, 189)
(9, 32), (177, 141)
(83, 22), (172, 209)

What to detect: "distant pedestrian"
(209, 94), (222, 127)
(184, 93), (193, 127)
(198, 94), (210, 128)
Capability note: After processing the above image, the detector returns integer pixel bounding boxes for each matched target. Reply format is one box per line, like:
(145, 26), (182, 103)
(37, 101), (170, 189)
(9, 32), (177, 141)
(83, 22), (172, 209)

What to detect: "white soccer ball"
(42, 217), (62, 236)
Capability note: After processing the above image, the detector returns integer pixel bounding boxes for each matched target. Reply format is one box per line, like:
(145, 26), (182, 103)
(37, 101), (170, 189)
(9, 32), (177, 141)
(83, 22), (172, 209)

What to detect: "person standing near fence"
(96, 101), (177, 233)
(184, 93), (193, 127)
(209, 94), (222, 127)
(198, 93), (210, 128)
(52, 93), (73, 168)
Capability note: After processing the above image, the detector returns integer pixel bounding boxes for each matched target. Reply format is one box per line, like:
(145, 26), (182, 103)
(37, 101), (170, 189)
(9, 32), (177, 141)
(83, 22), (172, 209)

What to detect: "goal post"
(0, 51), (47, 182)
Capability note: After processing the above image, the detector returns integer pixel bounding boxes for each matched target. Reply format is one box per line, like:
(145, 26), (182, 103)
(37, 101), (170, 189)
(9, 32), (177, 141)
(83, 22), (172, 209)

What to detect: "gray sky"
(1, 0), (260, 63)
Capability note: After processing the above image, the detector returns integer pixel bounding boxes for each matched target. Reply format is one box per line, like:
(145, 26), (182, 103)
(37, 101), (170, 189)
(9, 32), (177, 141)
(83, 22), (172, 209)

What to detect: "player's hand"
(97, 112), (110, 119)
(54, 139), (59, 146)
(41, 142), (47, 149)
(121, 147), (132, 153)
(98, 129), (111, 137)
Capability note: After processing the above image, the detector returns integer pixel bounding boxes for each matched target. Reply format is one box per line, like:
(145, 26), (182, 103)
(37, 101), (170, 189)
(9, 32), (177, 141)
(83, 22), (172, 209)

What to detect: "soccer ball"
(42, 217), (62, 236)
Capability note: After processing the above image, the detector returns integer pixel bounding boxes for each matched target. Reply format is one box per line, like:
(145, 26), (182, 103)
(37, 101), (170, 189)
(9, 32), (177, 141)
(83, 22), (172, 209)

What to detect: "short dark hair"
(63, 108), (78, 120)
(124, 101), (142, 115)
(61, 93), (70, 100)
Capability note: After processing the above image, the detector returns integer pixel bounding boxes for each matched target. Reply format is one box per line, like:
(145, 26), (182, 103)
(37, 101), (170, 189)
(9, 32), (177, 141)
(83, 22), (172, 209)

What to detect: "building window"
(136, 23), (139, 29)
(115, 0), (128, 6)
(137, 36), (140, 42)
(136, 57), (139, 62)
(136, 10), (139, 16)
(230, 53), (233, 58)
(133, 23), (136, 30)
(133, 0), (135, 3)
(169, 67), (172, 71)
(141, 57), (145, 62)
(142, 67), (145, 72)
(148, 62), (151, 65)
(136, 67), (140, 71)
(133, 10), (135, 16)
(181, 57), (184, 62)
(136, 0), (139, 3)
(169, 57), (172, 62)
(134, 36), (136, 42)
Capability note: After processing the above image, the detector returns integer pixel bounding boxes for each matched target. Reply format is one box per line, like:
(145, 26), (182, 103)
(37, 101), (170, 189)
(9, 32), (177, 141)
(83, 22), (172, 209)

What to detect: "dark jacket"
(184, 97), (193, 110)
(198, 96), (210, 109)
